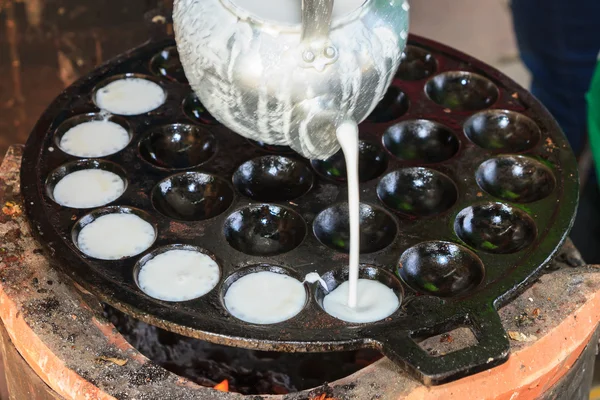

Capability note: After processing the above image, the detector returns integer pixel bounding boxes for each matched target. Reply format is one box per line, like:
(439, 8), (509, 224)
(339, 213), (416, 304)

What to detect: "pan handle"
(377, 305), (509, 385)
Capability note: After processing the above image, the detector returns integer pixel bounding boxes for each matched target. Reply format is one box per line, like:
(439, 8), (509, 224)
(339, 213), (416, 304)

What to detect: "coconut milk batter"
(224, 271), (306, 324)
(77, 213), (155, 260)
(335, 121), (360, 308)
(53, 169), (125, 208)
(138, 249), (220, 302)
(323, 279), (399, 323)
(95, 78), (166, 115)
(60, 120), (130, 157)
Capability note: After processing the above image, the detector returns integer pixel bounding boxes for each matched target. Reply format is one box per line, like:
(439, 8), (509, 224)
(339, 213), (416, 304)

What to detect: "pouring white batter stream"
(335, 121), (361, 308)
(318, 121), (399, 322)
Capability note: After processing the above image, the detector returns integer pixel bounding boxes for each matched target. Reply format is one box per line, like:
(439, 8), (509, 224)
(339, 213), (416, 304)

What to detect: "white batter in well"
(138, 249), (220, 302)
(231, 0), (366, 24)
(77, 213), (155, 260)
(59, 120), (130, 157)
(53, 169), (125, 208)
(224, 271), (306, 324)
(95, 78), (166, 115)
(323, 279), (399, 323)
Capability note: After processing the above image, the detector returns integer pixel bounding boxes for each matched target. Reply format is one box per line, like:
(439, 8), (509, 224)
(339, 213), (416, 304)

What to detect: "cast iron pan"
(20, 35), (579, 385)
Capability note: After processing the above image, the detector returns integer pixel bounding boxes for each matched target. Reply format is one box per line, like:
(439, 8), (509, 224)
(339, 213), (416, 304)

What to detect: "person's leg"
(511, 0), (600, 156)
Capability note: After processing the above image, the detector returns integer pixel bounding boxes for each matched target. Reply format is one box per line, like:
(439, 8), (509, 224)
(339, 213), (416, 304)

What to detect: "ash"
(104, 305), (381, 395)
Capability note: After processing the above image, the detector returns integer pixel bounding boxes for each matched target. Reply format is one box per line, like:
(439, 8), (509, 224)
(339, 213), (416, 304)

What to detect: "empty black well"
(383, 120), (459, 164)
(149, 46), (188, 83)
(464, 110), (540, 152)
(425, 71), (498, 111)
(313, 203), (397, 253)
(454, 202), (537, 254)
(152, 172), (234, 221)
(396, 45), (437, 81)
(399, 241), (484, 298)
(224, 205), (306, 256)
(366, 86), (409, 123)
(233, 156), (314, 201)
(139, 124), (216, 170)
(476, 155), (556, 203)
(377, 168), (458, 217)
(183, 92), (218, 124)
(311, 141), (388, 183)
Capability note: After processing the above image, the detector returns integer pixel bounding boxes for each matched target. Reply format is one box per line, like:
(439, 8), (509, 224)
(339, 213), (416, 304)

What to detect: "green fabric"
(587, 55), (600, 188)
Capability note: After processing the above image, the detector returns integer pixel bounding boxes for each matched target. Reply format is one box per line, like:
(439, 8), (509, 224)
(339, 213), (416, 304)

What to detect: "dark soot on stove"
(103, 305), (382, 395)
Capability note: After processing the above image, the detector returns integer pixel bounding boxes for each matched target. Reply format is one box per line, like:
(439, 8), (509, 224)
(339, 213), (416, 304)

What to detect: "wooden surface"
(1, 144), (600, 400)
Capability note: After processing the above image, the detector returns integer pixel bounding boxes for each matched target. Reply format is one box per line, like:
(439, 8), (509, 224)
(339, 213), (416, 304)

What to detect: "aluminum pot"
(173, 0), (409, 159)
